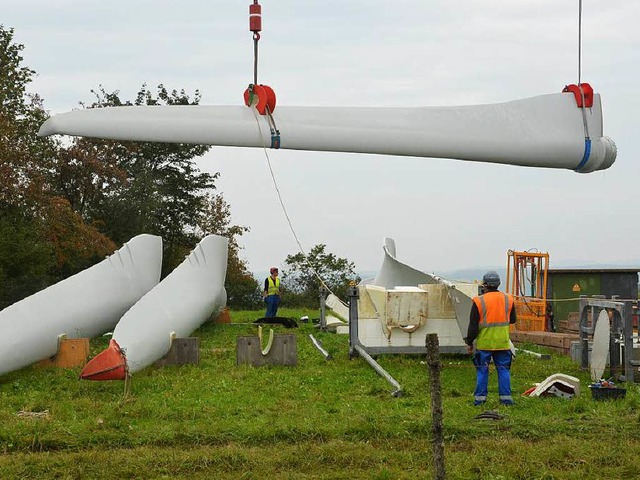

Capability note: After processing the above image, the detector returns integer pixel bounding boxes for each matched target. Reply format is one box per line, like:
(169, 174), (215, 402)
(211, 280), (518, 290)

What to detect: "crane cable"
(249, 0), (260, 86)
(578, 0), (584, 87)
(250, 107), (337, 297)
(246, 1), (337, 297)
(575, 0), (592, 170)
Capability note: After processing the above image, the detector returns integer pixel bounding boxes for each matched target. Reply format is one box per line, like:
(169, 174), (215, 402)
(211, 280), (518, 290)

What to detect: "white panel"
(113, 235), (228, 374)
(591, 310), (611, 381)
(325, 294), (349, 321)
(364, 285), (387, 321)
(386, 288), (428, 330)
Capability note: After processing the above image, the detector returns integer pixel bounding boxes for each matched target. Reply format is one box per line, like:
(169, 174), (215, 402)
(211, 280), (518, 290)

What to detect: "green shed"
(546, 268), (640, 327)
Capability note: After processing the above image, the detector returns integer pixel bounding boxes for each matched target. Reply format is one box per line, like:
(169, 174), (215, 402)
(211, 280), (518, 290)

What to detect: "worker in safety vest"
(465, 271), (517, 406)
(263, 267), (281, 318)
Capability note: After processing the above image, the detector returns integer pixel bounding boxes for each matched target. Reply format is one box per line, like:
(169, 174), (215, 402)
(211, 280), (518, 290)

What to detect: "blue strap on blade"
(574, 137), (592, 172)
(270, 133), (281, 149)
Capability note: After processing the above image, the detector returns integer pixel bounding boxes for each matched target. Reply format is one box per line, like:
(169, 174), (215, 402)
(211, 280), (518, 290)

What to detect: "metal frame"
(506, 250), (549, 331)
(506, 250), (549, 299)
(578, 295), (637, 382)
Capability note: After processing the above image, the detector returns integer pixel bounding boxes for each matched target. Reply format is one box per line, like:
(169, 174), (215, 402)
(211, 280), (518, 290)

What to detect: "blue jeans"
(473, 349), (513, 404)
(264, 294), (280, 318)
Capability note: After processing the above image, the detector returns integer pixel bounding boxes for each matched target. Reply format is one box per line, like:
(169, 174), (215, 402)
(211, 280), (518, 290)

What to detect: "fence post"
(319, 286), (327, 331)
(426, 333), (445, 480)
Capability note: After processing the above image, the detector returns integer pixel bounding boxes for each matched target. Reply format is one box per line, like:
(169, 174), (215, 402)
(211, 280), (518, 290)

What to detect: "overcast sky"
(4, 1), (640, 278)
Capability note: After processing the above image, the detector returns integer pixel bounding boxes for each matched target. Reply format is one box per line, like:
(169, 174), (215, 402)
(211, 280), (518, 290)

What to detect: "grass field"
(0, 308), (638, 479)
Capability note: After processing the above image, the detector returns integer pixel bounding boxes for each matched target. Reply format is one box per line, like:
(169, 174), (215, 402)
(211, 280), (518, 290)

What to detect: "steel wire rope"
(253, 34), (259, 86)
(577, 0), (591, 150)
(578, 0), (583, 87)
(250, 107), (338, 298)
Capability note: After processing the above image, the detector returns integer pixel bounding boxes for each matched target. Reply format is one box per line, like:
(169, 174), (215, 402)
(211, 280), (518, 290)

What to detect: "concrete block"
(155, 337), (200, 367)
(236, 334), (297, 367)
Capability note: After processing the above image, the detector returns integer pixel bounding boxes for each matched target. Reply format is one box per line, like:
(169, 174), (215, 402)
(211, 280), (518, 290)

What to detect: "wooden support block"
(512, 330), (580, 355)
(541, 334), (565, 349)
(510, 332), (528, 344)
(511, 331), (545, 345)
(155, 337), (200, 367)
(38, 338), (89, 368)
(236, 334), (297, 367)
(562, 335), (580, 350)
(544, 345), (569, 355)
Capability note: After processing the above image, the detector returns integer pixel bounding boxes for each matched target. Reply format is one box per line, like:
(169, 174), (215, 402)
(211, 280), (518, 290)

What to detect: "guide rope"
(250, 107), (336, 296)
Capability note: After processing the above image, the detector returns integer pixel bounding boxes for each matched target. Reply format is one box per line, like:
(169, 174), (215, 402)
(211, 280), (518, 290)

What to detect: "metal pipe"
(346, 283), (402, 396)
(515, 348), (551, 360)
(354, 344), (403, 397)
(309, 334), (332, 360)
(347, 285), (359, 358)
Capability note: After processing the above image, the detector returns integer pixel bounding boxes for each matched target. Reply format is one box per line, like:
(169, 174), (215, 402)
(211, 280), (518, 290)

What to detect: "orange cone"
(80, 339), (127, 381)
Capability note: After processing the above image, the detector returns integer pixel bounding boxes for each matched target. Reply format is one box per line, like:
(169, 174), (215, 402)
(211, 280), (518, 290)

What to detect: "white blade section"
(113, 234), (229, 374)
(371, 238), (438, 289)
(38, 93), (616, 173)
(0, 234), (162, 376)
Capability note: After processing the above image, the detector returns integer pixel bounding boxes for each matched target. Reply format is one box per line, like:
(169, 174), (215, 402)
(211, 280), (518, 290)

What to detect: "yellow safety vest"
(472, 291), (514, 350)
(267, 276), (280, 296)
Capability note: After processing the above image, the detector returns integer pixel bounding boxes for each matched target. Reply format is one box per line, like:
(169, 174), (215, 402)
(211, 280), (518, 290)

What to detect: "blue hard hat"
(482, 271), (501, 287)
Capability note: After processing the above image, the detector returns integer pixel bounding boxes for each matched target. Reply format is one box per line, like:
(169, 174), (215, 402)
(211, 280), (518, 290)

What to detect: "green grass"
(0, 308), (638, 479)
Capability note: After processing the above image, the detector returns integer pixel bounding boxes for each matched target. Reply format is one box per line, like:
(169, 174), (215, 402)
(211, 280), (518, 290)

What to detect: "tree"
(0, 24), (36, 118)
(0, 25), (115, 307)
(0, 25), (55, 210)
(51, 140), (128, 218)
(282, 244), (360, 307)
(43, 197), (116, 276)
(0, 210), (54, 309)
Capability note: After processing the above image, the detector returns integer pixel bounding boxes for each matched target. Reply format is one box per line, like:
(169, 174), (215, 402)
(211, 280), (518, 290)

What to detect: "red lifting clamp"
(244, 84), (277, 115)
(563, 83), (594, 108)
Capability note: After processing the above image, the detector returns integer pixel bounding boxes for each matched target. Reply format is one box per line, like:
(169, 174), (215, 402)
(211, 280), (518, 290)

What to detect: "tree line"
(0, 25), (261, 309)
(0, 25), (359, 312)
